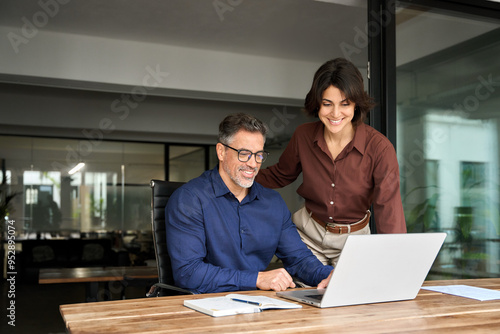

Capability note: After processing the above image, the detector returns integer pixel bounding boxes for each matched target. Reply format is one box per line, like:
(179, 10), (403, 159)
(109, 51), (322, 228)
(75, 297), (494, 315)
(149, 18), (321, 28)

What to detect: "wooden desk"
(60, 278), (500, 333)
(40, 266), (157, 302)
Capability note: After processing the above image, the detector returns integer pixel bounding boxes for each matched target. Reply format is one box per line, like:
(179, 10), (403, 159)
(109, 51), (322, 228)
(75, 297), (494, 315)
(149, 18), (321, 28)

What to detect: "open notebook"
(277, 233), (447, 308)
(184, 293), (301, 317)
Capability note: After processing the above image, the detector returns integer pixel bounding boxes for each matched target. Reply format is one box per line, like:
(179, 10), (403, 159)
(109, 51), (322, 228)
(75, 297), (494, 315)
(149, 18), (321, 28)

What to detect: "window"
(396, 3), (500, 278)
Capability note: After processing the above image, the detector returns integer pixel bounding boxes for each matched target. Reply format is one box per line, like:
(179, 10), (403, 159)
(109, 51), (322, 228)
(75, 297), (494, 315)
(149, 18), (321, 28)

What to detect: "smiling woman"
(256, 57), (407, 266)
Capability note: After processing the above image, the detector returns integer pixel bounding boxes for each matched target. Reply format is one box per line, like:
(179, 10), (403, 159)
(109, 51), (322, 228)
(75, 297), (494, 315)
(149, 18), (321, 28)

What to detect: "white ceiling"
(0, 0), (369, 65)
(1, 1), (498, 73)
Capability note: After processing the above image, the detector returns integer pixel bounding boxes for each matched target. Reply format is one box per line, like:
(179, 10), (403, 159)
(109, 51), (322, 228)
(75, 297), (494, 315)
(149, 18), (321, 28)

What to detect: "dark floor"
(1, 278), (149, 334)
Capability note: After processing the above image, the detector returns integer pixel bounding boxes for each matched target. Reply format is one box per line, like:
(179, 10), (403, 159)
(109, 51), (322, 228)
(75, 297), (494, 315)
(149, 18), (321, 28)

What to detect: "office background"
(0, 1), (500, 332)
(2, 0), (500, 277)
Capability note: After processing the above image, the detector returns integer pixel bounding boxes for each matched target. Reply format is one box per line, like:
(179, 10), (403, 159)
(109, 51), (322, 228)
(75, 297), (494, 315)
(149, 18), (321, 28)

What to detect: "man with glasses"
(166, 113), (333, 294)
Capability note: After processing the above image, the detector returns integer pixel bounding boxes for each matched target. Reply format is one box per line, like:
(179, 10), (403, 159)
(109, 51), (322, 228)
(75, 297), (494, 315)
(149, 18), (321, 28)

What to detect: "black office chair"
(147, 179), (194, 297)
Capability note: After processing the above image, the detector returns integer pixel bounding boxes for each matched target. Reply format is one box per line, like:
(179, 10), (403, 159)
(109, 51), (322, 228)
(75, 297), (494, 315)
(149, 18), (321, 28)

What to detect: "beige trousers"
(292, 205), (371, 266)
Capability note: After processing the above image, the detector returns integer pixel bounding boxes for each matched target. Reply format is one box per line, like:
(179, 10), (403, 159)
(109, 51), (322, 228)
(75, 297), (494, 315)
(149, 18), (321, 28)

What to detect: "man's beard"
(223, 163), (258, 189)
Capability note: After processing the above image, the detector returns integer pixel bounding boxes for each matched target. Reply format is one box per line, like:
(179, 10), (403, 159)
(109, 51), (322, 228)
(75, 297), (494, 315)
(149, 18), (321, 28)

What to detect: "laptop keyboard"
(304, 294), (323, 301)
(305, 289), (326, 301)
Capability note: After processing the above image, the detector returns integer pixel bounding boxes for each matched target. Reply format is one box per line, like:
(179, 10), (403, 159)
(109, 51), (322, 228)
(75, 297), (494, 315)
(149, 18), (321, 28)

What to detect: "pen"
(230, 298), (262, 306)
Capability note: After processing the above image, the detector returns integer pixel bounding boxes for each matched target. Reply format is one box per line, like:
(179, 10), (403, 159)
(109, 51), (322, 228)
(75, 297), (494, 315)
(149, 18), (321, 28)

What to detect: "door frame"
(367, 0), (500, 147)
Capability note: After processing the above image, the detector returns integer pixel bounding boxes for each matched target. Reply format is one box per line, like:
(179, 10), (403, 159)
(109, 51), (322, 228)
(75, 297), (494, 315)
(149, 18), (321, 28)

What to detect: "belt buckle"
(326, 223), (350, 234)
(325, 223), (335, 234)
(326, 223), (345, 234)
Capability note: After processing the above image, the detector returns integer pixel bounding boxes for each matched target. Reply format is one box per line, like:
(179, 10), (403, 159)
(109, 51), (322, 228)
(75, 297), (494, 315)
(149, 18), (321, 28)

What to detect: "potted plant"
(404, 186), (440, 233)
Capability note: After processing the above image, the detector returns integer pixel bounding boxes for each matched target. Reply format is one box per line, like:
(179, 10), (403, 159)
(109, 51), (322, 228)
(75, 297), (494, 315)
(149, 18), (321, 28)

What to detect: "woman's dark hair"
(218, 113), (269, 145)
(304, 58), (375, 127)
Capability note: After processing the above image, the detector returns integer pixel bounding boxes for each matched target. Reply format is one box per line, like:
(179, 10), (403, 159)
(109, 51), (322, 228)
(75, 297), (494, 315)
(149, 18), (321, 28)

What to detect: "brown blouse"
(256, 121), (406, 233)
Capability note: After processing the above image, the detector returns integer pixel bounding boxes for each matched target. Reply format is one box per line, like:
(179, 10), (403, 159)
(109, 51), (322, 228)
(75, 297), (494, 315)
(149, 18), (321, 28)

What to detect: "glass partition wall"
(169, 145), (210, 182)
(396, 3), (500, 278)
(1, 136), (167, 237)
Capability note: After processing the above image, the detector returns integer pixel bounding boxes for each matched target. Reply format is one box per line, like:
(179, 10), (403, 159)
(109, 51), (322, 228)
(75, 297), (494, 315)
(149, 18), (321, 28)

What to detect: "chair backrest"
(150, 179), (185, 286)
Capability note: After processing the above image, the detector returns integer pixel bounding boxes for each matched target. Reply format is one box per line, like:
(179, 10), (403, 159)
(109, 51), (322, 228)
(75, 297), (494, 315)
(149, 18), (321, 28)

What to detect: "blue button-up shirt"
(166, 166), (333, 294)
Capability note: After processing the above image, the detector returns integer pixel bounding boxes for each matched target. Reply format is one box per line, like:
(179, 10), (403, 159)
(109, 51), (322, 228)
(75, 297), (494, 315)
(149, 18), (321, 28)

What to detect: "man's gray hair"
(218, 113), (268, 145)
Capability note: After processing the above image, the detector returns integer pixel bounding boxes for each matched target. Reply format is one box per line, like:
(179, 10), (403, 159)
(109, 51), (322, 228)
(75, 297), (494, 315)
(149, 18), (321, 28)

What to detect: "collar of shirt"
(210, 165), (261, 204)
(312, 121), (367, 159)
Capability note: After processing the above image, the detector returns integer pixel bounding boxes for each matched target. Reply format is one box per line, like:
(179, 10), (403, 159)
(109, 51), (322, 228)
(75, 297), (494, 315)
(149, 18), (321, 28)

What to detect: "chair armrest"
(146, 282), (195, 297)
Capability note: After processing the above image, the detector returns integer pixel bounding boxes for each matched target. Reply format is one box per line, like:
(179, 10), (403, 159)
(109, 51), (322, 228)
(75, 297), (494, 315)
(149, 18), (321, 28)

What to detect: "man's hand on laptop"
(257, 268), (296, 291)
(317, 270), (334, 289)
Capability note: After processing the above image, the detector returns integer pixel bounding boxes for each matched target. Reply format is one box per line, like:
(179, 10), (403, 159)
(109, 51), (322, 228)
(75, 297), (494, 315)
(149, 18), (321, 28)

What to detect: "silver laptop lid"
(319, 233), (447, 307)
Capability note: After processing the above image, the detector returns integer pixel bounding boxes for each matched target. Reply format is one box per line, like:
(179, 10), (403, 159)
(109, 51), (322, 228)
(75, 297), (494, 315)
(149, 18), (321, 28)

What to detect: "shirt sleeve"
(275, 208), (333, 286)
(165, 188), (258, 294)
(372, 143), (407, 233)
(256, 128), (303, 188)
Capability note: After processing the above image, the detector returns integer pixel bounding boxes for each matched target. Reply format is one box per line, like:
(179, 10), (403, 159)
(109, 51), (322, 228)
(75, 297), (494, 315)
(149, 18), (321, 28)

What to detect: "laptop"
(277, 232), (447, 308)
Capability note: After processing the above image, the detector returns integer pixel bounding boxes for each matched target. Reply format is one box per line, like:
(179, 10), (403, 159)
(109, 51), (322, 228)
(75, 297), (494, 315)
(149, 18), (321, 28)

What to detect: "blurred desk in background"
(39, 266), (157, 302)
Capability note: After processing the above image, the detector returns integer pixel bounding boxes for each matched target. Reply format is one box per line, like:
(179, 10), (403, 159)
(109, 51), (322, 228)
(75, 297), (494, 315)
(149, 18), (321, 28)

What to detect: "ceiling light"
(314, 0), (366, 8)
(68, 162), (85, 175)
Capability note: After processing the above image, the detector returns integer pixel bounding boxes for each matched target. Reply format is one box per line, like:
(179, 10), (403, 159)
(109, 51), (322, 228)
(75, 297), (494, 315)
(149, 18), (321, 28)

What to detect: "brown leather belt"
(306, 208), (371, 234)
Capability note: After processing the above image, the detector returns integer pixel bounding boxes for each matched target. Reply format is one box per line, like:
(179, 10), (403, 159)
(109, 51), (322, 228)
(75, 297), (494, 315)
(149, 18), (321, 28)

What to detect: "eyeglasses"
(220, 143), (269, 163)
